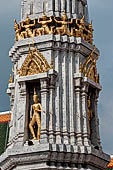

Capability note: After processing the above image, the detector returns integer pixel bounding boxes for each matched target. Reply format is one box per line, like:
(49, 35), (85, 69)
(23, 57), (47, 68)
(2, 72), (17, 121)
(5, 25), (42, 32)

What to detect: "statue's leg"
(50, 26), (55, 34)
(29, 115), (36, 140)
(33, 29), (36, 37)
(36, 115), (41, 140)
(28, 29), (33, 38)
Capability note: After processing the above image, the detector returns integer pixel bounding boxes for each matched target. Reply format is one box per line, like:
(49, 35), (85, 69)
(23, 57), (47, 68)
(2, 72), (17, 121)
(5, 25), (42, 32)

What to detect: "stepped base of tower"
(0, 143), (110, 170)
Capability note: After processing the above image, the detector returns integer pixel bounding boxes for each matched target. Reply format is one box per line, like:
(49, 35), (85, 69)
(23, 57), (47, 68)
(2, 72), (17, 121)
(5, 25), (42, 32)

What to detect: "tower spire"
(21, 0), (89, 21)
(0, 0), (110, 169)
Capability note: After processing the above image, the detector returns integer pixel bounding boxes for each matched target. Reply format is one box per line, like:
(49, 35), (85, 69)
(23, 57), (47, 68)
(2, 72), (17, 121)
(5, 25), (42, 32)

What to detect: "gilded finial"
(62, 10), (67, 20)
(14, 19), (18, 30)
(89, 20), (93, 31)
(14, 19), (17, 24)
(9, 74), (13, 84)
(34, 88), (37, 96)
(80, 16), (85, 24)
(42, 12), (47, 19)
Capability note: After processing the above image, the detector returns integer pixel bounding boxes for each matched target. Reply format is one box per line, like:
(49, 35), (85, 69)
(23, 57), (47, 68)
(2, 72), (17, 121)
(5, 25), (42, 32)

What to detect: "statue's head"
(62, 11), (67, 21)
(80, 16), (85, 25)
(26, 15), (30, 24)
(42, 13), (47, 20)
(33, 88), (38, 103)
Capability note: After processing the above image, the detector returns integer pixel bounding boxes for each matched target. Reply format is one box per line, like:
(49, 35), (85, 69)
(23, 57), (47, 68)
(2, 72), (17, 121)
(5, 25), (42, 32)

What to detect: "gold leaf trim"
(18, 47), (52, 76)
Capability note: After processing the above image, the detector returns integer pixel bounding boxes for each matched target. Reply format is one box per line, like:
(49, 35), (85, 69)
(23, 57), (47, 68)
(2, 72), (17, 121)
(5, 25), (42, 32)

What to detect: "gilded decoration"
(80, 46), (99, 83)
(9, 67), (14, 83)
(29, 88), (42, 140)
(9, 74), (13, 84)
(18, 45), (52, 76)
(14, 12), (93, 44)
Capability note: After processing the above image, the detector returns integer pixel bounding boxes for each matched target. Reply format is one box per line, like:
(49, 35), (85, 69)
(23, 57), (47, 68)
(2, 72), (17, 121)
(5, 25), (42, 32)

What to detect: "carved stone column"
(48, 0), (54, 15)
(74, 77), (83, 145)
(61, 0), (66, 12)
(66, 0), (71, 14)
(48, 72), (56, 144)
(62, 44), (69, 144)
(55, 0), (60, 12)
(17, 81), (27, 146)
(40, 78), (49, 144)
(81, 82), (90, 146)
(69, 44), (76, 145)
(94, 90), (101, 148)
(54, 42), (62, 144)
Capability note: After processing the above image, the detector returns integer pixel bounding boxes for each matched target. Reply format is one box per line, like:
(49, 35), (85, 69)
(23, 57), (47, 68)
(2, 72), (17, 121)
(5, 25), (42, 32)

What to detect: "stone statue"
(21, 15), (36, 38)
(87, 95), (93, 136)
(54, 11), (73, 36)
(37, 13), (54, 35)
(29, 88), (42, 140)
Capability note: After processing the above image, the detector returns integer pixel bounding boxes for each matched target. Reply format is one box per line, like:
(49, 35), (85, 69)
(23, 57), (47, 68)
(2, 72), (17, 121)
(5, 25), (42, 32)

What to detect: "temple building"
(0, 0), (110, 169)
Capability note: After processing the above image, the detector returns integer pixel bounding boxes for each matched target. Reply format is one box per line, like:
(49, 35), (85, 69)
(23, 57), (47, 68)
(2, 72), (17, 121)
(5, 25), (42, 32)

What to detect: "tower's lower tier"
(0, 143), (110, 170)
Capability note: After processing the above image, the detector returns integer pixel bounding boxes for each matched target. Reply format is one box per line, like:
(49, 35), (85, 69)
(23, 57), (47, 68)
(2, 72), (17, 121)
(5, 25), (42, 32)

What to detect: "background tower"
(0, 0), (110, 169)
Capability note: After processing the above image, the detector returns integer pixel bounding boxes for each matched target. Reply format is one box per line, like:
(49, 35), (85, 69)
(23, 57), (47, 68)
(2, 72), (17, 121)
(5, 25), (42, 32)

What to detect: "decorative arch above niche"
(18, 46), (53, 76)
(80, 46), (99, 83)
(87, 60), (99, 83)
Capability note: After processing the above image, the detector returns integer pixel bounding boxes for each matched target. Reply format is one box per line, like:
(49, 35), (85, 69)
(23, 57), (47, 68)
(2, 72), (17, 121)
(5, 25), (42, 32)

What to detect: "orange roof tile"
(0, 113), (11, 123)
(108, 159), (113, 168)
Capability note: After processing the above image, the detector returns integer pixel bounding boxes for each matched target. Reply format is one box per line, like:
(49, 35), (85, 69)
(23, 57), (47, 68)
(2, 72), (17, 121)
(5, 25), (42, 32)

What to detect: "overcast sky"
(0, 0), (113, 155)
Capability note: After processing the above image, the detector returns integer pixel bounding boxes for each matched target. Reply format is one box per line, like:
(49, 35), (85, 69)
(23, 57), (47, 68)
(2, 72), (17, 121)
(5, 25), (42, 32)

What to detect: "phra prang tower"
(0, 0), (110, 169)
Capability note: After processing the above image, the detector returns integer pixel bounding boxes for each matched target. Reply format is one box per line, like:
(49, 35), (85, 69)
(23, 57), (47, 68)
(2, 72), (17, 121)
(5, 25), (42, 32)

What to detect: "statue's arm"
(54, 18), (61, 24)
(38, 103), (42, 112)
(30, 19), (36, 27)
(21, 21), (24, 28)
(34, 19), (36, 25)
(75, 19), (79, 26)
(38, 18), (41, 24)
(69, 18), (73, 24)
(47, 17), (52, 23)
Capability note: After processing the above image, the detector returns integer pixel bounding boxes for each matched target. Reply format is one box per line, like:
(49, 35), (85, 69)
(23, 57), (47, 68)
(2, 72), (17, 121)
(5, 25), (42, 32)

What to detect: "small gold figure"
(76, 16), (85, 38)
(9, 74), (13, 83)
(87, 95), (93, 136)
(14, 19), (25, 41)
(29, 88), (42, 140)
(38, 13), (54, 35)
(21, 15), (36, 38)
(54, 11), (73, 36)
(87, 21), (93, 44)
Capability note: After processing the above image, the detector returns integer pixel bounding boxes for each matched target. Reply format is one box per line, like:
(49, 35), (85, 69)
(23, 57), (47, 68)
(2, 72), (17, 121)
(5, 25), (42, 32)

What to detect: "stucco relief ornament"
(14, 13), (93, 44)
(18, 45), (52, 76)
(80, 46), (99, 83)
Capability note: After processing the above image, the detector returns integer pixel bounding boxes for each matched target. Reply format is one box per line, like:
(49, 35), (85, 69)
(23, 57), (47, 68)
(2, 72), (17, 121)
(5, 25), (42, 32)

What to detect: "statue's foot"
(33, 137), (37, 140)
(37, 136), (40, 140)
